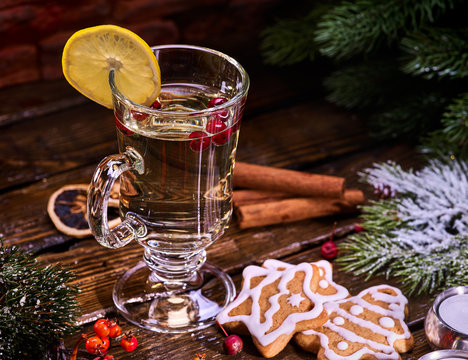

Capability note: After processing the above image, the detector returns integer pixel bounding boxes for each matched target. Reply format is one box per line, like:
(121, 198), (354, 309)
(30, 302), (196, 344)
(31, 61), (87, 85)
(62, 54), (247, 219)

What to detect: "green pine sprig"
(260, 4), (333, 66)
(369, 90), (450, 139)
(421, 92), (468, 158)
(401, 27), (468, 79)
(260, 0), (468, 158)
(260, 15), (319, 66)
(323, 59), (411, 110)
(0, 242), (80, 360)
(315, 0), (456, 60)
(323, 59), (451, 139)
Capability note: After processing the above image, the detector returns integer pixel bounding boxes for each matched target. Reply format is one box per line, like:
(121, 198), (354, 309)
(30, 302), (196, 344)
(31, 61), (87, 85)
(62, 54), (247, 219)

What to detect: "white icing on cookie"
(288, 293), (305, 307)
(379, 316), (395, 328)
(313, 260), (349, 301)
(350, 305), (363, 315)
(216, 262), (325, 347)
(337, 341), (348, 350)
(319, 280), (329, 289)
(300, 285), (411, 360)
(333, 316), (345, 325)
(263, 259), (349, 302)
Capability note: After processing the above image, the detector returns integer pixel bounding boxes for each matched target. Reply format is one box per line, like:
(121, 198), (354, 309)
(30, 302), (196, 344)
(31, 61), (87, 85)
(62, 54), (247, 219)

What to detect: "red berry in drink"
(120, 334), (138, 351)
(214, 110), (230, 122)
(189, 131), (210, 152)
(130, 110), (148, 121)
(231, 119), (241, 132)
(115, 115), (134, 136)
(206, 119), (227, 134)
(208, 97), (230, 122)
(93, 318), (110, 337)
(208, 97), (227, 108)
(213, 128), (233, 146)
(321, 240), (338, 260)
(223, 334), (243, 355)
(151, 100), (162, 109)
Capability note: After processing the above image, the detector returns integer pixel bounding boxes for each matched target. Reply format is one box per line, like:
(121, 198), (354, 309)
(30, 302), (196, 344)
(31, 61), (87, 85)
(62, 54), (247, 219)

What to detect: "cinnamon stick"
(233, 162), (345, 198)
(235, 189), (365, 229)
(232, 189), (292, 206)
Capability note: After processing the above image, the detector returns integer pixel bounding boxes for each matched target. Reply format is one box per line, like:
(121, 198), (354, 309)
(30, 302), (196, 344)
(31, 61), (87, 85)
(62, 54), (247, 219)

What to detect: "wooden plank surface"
(0, 58), (438, 360)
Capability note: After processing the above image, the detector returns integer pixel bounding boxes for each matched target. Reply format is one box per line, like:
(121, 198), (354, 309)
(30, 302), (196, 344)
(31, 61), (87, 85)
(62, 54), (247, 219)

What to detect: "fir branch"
(441, 93), (468, 142)
(0, 243), (80, 360)
(338, 160), (468, 295)
(323, 59), (451, 139)
(421, 132), (468, 159)
(369, 91), (450, 139)
(421, 93), (468, 158)
(260, 4), (333, 66)
(401, 27), (468, 79)
(260, 15), (318, 66)
(323, 60), (405, 109)
(316, 0), (456, 60)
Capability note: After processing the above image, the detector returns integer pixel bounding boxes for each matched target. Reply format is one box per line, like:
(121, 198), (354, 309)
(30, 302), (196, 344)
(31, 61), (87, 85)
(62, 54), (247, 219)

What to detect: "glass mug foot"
(113, 261), (235, 333)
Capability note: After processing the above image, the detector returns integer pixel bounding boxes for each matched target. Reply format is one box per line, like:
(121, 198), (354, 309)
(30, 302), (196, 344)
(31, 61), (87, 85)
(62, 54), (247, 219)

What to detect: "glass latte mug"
(87, 45), (249, 333)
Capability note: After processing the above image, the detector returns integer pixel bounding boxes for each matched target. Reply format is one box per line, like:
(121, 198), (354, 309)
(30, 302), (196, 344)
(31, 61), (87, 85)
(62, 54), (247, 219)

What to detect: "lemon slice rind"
(62, 25), (161, 109)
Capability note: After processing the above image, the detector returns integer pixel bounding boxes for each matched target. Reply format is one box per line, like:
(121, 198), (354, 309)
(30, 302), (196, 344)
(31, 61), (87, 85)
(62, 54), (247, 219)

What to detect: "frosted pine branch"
(339, 160), (468, 295)
(360, 160), (468, 252)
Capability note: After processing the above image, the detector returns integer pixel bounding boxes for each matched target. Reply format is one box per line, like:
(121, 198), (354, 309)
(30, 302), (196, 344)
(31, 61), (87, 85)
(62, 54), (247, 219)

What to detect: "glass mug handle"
(87, 146), (147, 248)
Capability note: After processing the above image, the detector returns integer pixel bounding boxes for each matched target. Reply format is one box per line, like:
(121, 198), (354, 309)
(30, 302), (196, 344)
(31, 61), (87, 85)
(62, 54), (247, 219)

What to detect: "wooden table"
(0, 59), (434, 359)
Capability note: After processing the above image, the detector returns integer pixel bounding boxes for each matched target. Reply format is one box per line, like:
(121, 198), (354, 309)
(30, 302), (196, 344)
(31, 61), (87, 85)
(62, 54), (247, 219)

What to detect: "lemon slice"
(62, 25), (161, 109)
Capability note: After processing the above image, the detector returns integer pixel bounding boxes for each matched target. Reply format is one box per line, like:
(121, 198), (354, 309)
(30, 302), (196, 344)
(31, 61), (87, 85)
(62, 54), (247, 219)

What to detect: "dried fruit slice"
(47, 184), (120, 238)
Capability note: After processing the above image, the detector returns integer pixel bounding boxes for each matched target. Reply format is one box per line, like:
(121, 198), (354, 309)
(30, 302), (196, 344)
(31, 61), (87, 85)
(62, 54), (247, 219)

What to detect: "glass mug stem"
(87, 146), (146, 249)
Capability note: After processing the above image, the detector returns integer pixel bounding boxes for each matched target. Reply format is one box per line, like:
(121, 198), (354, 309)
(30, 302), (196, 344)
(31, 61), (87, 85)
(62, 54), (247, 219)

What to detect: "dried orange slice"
(47, 184), (121, 238)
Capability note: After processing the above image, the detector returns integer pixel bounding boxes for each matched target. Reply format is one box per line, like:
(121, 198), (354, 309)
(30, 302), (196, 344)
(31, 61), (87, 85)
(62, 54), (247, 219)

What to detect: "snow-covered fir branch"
(360, 160), (468, 253)
(339, 159), (468, 295)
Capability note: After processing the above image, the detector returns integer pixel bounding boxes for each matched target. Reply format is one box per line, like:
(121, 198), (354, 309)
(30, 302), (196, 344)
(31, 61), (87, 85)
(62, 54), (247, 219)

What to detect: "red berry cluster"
(71, 318), (137, 360)
(189, 97), (236, 152)
(116, 100), (162, 136)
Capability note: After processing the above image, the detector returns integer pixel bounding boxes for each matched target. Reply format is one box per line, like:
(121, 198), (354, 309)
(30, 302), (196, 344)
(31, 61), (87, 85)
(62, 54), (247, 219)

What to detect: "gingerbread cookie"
(295, 285), (414, 360)
(263, 259), (349, 302)
(216, 261), (329, 358)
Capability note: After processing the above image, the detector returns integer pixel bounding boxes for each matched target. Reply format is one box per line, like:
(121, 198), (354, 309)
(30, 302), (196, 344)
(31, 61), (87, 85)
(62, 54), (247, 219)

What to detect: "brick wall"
(0, 0), (282, 89)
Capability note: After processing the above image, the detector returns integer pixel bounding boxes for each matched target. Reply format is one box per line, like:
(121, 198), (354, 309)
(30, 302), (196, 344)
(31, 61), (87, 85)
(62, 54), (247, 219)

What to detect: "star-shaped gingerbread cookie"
(216, 260), (347, 358)
(295, 285), (414, 360)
